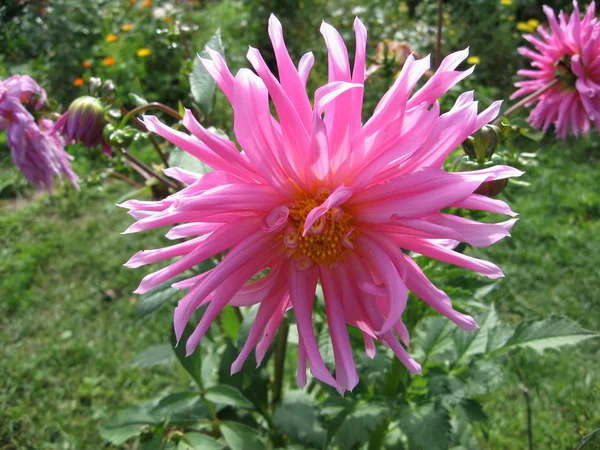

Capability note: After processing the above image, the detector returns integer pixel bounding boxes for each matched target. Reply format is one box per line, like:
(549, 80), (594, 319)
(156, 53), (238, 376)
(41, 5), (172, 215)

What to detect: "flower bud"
(102, 80), (116, 98)
(52, 96), (111, 155)
(462, 125), (500, 163)
(88, 77), (102, 95)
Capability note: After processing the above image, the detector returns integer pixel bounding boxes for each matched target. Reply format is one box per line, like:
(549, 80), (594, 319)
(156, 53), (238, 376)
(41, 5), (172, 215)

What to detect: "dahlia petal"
(173, 231), (277, 343)
(424, 213), (515, 247)
(165, 222), (221, 240)
(268, 14), (313, 129)
(135, 217), (262, 294)
(297, 339), (309, 388)
(163, 167), (202, 185)
(320, 266), (360, 393)
(303, 185), (353, 235)
(255, 294), (291, 366)
(395, 236), (504, 279)
(288, 263), (337, 387)
(125, 236), (208, 268)
(298, 52), (315, 87)
(363, 332), (376, 358)
(356, 235), (408, 335)
(351, 17), (368, 135)
(200, 47), (235, 103)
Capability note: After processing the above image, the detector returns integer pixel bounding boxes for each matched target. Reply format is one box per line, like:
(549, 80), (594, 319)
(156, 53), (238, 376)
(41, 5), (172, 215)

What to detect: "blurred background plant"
(1, 0), (599, 449)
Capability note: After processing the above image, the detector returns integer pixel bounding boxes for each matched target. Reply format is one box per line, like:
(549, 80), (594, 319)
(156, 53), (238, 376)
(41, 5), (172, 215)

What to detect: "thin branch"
(493, 79), (560, 125)
(119, 102), (182, 129)
(120, 105), (171, 168)
(119, 148), (178, 190)
(511, 353), (535, 450)
(103, 169), (144, 188)
(435, 0), (443, 69)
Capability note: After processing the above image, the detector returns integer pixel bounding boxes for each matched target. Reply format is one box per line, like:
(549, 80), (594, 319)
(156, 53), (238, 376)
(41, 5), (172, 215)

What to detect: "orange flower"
(82, 60), (92, 68)
(136, 48), (151, 57)
(106, 34), (118, 42)
(142, 0), (151, 6)
(103, 57), (117, 66)
(121, 24), (133, 32)
(73, 78), (85, 86)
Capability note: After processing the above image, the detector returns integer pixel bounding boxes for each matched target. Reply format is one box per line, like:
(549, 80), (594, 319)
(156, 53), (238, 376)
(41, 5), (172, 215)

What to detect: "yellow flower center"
(286, 191), (355, 267)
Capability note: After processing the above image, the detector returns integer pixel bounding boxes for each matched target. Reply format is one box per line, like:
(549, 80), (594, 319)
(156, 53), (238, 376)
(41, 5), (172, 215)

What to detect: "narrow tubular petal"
(173, 231), (278, 343)
(351, 18), (368, 135)
(255, 294), (291, 366)
(320, 266), (360, 393)
(356, 234), (408, 335)
(135, 217), (262, 294)
(288, 263), (337, 387)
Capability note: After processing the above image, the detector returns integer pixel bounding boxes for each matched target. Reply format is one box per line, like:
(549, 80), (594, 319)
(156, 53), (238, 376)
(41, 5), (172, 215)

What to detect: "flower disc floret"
(286, 192), (355, 267)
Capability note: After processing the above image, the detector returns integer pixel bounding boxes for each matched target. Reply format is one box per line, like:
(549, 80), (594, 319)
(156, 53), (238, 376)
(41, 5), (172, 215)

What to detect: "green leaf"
(168, 147), (213, 175)
(178, 432), (225, 450)
(129, 344), (175, 368)
(220, 421), (265, 450)
(100, 405), (157, 445)
(221, 305), (241, 341)
(171, 323), (203, 388)
(204, 385), (253, 409)
(453, 308), (499, 365)
(190, 29), (223, 118)
(136, 275), (187, 319)
(332, 401), (389, 449)
(273, 391), (326, 448)
(494, 316), (598, 354)
(413, 316), (454, 363)
(402, 406), (451, 450)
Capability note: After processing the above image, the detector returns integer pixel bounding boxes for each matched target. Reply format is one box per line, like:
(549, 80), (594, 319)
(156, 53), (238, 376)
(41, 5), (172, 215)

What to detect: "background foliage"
(1, 0), (599, 449)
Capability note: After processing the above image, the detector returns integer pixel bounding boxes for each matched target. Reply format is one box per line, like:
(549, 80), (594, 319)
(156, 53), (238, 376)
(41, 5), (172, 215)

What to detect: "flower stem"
(119, 102), (182, 129)
(120, 105), (170, 168)
(272, 318), (289, 408)
(435, 0), (443, 69)
(103, 169), (144, 188)
(493, 78), (560, 125)
(119, 148), (179, 190)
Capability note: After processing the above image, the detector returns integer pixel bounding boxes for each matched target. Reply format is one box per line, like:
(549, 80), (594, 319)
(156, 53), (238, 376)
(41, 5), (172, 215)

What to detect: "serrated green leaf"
(204, 385), (253, 409)
(220, 421), (265, 450)
(457, 399), (488, 423)
(178, 432), (225, 450)
(453, 308), (498, 365)
(403, 406), (451, 450)
(129, 344), (176, 368)
(136, 275), (187, 319)
(496, 316), (598, 354)
(332, 401), (389, 449)
(273, 391), (326, 448)
(171, 323), (203, 388)
(413, 316), (454, 362)
(190, 29), (223, 118)
(168, 147), (213, 175)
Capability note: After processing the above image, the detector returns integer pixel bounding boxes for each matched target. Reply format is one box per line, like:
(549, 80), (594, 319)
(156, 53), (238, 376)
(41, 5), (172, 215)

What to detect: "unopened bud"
(89, 77), (102, 95)
(53, 96), (111, 155)
(102, 80), (115, 98)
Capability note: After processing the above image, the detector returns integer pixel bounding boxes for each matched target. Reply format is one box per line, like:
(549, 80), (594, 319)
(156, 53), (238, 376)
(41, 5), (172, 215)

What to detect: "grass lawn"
(0, 136), (599, 449)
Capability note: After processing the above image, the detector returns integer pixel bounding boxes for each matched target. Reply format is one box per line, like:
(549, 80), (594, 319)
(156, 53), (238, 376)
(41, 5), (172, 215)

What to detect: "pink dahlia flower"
(513, 1), (600, 138)
(122, 16), (521, 393)
(0, 77), (79, 191)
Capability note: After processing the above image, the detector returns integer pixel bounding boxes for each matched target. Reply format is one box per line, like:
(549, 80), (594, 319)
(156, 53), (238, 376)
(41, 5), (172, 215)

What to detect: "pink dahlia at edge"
(513, 1), (600, 138)
(121, 16), (522, 394)
(0, 75), (79, 191)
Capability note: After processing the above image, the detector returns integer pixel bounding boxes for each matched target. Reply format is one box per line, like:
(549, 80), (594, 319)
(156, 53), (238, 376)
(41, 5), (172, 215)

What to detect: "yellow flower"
(73, 78), (84, 87)
(527, 19), (540, 29)
(103, 57), (117, 66)
(106, 34), (118, 42)
(467, 56), (481, 65)
(508, 15), (516, 21)
(82, 60), (92, 68)
(121, 24), (133, 32)
(136, 48), (151, 57)
(399, 1), (409, 13)
(500, 0), (512, 5)
(517, 22), (531, 32)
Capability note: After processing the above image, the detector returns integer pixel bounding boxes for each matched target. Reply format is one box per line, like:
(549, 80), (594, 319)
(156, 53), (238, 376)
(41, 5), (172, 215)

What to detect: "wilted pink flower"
(122, 16), (521, 393)
(53, 96), (111, 156)
(513, 1), (600, 138)
(0, 77), (79, 191)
